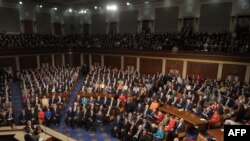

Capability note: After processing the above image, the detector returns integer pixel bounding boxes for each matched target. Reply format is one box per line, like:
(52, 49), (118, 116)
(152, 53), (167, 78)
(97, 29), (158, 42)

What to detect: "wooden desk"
(158, 105), (207, 132)
(207, 129), (224, 141)
(0, 131), (52, 141)
(0, 125), (76, 141)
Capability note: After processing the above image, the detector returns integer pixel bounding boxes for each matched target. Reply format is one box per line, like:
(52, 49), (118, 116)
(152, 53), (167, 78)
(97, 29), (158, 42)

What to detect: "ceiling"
(1, 0), (234, 9)
(2, 0), (164, 7)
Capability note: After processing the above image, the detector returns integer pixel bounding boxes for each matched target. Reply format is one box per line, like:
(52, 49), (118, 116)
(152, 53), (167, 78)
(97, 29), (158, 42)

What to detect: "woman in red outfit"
(208, 111), (221, 123)
(37, 108), (45, 124)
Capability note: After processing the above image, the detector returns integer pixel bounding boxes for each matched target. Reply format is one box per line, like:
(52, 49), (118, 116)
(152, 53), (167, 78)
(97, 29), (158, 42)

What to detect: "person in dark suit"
(183, 99), (192, 111)
(134, 103), (143, 115)
(133, 125), (143, 141)
(49, 94), (58, 105)
(24, 128), (35, 141)
(65, 107), (75, 128)
(139, 129), (151, 141)
(120, 117), (131, 140)
(51, 104), (60, 126)
(111, 115), (123, 138)
(224, 97), (234, 108)
(202, 107), (212, 120)
(19, 109), (28, 125)
(85, 109), (95, 131)
(80, 106), (89, 127)
(93, 111), (103, 132)
(176, 97), (186, 109)
(24, 120), (35, 133)
(125, 121), (137, 141)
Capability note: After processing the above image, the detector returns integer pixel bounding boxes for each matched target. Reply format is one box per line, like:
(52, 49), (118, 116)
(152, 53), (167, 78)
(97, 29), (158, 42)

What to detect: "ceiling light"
(53, 7), (57, 11)
(126, 2), (131, 6)
(39, 5), (42, 8)
(19, 1), (22, 5)
(94, 6), (98, 9)
(144, 1), (149, 4)
(106, 4), (117, 11)
(68, 8), (72, 13)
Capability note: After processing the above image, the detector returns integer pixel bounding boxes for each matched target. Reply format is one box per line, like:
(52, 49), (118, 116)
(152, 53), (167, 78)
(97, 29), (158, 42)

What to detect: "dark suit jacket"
(139, 133), (151, 141)
(24, 133), (35, 141)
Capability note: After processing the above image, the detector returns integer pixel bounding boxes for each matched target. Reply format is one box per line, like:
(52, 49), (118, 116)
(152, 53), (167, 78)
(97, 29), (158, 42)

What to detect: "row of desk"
(158, 105), (224, 141)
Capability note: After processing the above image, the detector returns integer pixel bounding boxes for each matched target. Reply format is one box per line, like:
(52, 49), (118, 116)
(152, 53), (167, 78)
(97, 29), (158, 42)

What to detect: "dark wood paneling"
(222, 64), (246, 82)
(22, 20), (33, 33)
(53, 23), (62, 35)
(40, 55), (51, 67)
(83, 54), (89, 66)
(124, 57), (137, 70)
(140, 58), (162, 75)
(19, 56), (37, 70)
(104, 56), (121, 69)
(92, 54), (101, 65)
(0, 57), (16, 72)
(187, 62), (218, 79)
(54, 54), (62, 67)
(72, 53), (80, 67)
(65, 54), (71, 66)
(165, 60), (183, 74)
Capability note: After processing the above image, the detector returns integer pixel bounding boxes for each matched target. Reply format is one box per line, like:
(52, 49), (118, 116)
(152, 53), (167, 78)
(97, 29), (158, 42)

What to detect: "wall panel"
(54, 54), (62, 66)
(0, 57), (16, 72)
(91, 13), (106, 34)
(0, 7), (20, 32)
(92, 54), (101, 65)
(19, 56), (37, 70)
(155, 7), (179, 32)
(40, 55), (51, 67)
(119, 10), (138, 33)
(124, 57), (137, 70)
(199, 2), (232, 32)
(83, 54), (89, 66)
(140, 58), (162, 75)
(64, 15), (81, 34)
(104, 56), (121, 69)
(36, 12), (52, 34)
(222, 64), (246, 82)
(187, 62), (218, 79)
(165, 60), (183, 75)
(72, 53), (81, 67)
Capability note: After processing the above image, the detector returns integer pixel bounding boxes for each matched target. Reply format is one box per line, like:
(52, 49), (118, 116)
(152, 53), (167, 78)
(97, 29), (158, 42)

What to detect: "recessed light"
(126, 2), (131, 6)
(19, 1), (23, 5)
(94, 6), (98, 9)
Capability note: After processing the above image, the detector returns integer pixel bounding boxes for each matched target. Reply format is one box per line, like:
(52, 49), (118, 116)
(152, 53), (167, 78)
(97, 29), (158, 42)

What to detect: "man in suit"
(183, 99), (192, 111)
(80, 107), (89, 127)
(65, 107), (75, 128)
(111, 115), (123, 138)
(24, 120), (35, 133)
(51, 104), (60, 126)
(133, 125), (143, 141)
(86, 109), (95, 131)
(139, 129), (151, 141)
(24, 128), (35, 141)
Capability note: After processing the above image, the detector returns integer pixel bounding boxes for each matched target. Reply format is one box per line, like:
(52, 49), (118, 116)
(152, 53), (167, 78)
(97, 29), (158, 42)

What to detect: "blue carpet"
(60, 76), (86, 128)
(10, 81), (23, 125)
(51, 125), (118, 141)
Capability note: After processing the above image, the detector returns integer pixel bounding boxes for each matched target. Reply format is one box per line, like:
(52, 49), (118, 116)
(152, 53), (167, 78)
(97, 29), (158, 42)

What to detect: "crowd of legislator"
(0, 32), (249, 53)
(0, 70), (13, 126)
(63, 65), (250, 141)
(15, 66), (79, 127)
(1, 64), (250, 141)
